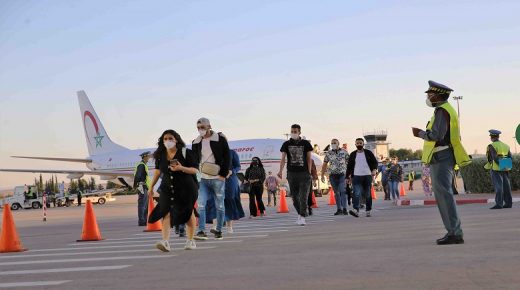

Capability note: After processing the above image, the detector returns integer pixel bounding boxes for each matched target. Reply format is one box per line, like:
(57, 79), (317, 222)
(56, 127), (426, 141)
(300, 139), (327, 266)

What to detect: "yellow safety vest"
(484, 141), (511, 171)
(134, 161), (151, 188)
(421, 102), (471, 166)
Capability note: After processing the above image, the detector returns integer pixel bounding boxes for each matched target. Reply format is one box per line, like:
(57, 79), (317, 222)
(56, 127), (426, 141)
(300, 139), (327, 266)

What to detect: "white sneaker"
(366, 211), (371, 217)
(296, 216), (301, 224)
(226, 226), (234, 234)
(156, 240), (171, 252)
(184, 240), (196, 250)
(300, 216), (306, 226)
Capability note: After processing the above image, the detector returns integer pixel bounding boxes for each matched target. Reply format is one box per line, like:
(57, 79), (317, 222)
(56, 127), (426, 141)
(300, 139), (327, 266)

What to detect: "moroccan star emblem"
(94, 134), (104, 148)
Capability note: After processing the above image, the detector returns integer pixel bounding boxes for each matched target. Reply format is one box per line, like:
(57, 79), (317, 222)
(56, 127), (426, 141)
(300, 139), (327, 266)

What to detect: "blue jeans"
(389, 181), (400, 200)
(491, 170), (512, 208)
(329, 174), (347, 211)
(137, 186), (148, 225)
(353, 175), (373, 211)
(430, 149), (463, 236)
(198, 179), (225, 232)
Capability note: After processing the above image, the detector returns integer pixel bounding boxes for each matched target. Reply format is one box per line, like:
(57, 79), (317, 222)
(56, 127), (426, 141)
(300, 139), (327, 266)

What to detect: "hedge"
(461, 156), (520, 193)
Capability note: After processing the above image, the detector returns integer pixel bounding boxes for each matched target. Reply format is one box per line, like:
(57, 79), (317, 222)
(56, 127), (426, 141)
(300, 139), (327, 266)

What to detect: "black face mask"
(252, 161), (259, 166)
(356, 145), (364, 150)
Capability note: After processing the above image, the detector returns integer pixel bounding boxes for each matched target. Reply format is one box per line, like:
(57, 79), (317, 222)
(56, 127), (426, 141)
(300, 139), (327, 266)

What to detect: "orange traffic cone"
(400, 183), (407, 197)
(328, 187), (336, 205)
(0, 204), (27, 253)
(311, 191), (319, 208)
(277, 189), (289, 213)
(255, 200), (261, 216)
(371, 186), (377, 200)
(144, 196), (162, 232)
(77, 200), (103, 242)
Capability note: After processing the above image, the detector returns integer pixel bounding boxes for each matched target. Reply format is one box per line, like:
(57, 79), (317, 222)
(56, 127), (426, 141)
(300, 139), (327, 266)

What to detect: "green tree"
(38, 174), (44, 193)
(89, 177), (96, 191)
(97, 184), (104, 190)
(106, 181), (119, 189)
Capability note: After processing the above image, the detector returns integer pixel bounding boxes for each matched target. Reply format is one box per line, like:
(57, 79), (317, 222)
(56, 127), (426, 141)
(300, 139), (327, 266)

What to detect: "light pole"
(514, 137), (518, 155)
(283, 133), (290, 140)
(453, 96), (463, 133)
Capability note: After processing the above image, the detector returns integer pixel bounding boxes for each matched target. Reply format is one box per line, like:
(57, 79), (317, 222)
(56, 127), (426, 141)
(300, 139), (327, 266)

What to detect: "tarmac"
(1, 185), (519, 289)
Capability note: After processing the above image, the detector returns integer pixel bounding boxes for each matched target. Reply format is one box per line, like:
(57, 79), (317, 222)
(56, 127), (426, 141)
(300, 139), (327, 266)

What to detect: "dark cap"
(488, 129), (502, 136)
(139, 151), (152, 157)
(425, 80), (453, 94)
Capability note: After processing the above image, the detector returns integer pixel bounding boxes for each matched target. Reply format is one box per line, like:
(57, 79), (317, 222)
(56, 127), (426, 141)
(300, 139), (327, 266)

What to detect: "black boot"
(490, 205), (503, 209)
(436, 234), (464, 245)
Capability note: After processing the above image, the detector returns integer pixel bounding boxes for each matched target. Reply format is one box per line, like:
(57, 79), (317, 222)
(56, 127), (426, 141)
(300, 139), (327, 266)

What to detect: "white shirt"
(354, 151), (372, 176)
(201, 138), (218, 179)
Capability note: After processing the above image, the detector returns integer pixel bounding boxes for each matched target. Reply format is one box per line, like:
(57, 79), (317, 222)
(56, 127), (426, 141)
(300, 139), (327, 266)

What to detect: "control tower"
(363, 130), (390, 160)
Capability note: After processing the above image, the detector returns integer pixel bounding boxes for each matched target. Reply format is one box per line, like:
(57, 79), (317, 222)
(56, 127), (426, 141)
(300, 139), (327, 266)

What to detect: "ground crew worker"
(412, 80), (471, 245)
(134, 151), (152, 226)
(485, 130), (513, 209)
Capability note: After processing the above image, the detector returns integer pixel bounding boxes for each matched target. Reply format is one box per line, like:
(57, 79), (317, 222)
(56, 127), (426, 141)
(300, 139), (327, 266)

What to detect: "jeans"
(249, 184), (265, 216)
(198, 178), (225, 232)
(267, 189), (277, 205)
(382, 179), (390, 200)
(287, 171), (311, 217)
(389, 181), (400, 200)
(491, 170), (512, 207)
(137, 185), (149, 225)
(329, 174), (347, 211)
(430, 149), (463, 236)
(353, 175), (373, 211)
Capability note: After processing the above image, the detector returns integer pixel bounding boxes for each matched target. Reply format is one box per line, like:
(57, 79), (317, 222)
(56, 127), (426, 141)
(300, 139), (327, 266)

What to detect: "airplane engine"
(66, 173), (84, 179)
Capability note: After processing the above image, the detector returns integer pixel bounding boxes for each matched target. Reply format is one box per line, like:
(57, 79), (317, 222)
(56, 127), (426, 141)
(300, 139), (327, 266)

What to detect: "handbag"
(200, 152), (221, 176)
(498, 157), (513, 171)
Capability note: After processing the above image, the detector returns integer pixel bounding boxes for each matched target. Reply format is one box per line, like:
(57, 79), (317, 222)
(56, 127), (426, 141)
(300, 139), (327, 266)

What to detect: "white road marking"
(67, 235), (268, 246)
(28, 240), (243, 252)
(0, 255), (173, 266)
(0, 265), (131, 275)
(0, 280), (71, 288)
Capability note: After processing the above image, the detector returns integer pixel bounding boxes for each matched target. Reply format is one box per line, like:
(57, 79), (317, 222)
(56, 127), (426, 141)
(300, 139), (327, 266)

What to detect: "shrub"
(461, 156), (519, 193)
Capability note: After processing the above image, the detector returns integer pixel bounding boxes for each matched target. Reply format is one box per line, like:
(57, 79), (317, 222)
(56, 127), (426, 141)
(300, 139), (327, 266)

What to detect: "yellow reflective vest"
(134, 161), (151, 188)
(421, 102), (471, 166)
(484, 141), (511, 171)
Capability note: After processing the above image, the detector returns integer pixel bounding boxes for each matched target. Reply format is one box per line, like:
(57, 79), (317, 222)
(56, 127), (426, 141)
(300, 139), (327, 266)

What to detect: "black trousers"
(249, 185), (265, 216)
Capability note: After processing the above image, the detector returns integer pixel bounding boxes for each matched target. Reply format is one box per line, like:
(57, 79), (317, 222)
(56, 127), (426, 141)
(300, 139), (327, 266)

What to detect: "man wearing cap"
(192, 118), (231, 240)
(134, 151), (152, 226)
(412, 80), (471, 245)
(485, 130), (513, 209)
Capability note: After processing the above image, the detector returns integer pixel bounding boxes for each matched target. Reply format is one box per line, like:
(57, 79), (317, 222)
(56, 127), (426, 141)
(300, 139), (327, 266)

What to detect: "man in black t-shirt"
(278, 124), (313, 226)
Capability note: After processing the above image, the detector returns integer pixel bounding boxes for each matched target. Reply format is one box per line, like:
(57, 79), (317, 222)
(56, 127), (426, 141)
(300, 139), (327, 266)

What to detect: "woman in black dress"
(244, 157), (266, 217)
(148, 130), (199, 252)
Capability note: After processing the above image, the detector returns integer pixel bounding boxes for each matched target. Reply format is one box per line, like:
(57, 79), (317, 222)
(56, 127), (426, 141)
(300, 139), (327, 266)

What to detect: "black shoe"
(210, 228), (218, 235)
(503, 205), (512, 208)
(490, 205), (503, 210)
(349, 210), (359, 218)
(194, 231), (208, 240)
(343, 209), (348, 215)
(179, 231), (186, 238)
(308, 207), (313, 216)
(175, 228), (180, 235)
(334, 210), (342, 216)
(138, 223), (146, 227)
(360, 204), (365, 209)
(214, 231), (223, 240)
(436, 234), (464, 245)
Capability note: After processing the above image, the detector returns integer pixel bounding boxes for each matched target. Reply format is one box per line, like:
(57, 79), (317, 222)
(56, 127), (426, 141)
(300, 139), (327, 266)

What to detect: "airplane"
(1, 91), (323, 189)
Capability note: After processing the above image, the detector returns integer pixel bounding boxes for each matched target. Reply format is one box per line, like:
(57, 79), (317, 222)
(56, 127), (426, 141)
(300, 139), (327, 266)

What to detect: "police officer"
(485, 130), (513, 209)
(134, 151), (152, 226)
(412, 80), (471, 245)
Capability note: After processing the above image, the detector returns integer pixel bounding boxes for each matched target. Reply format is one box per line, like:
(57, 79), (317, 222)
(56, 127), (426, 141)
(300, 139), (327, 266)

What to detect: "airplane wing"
(10, 156), (92, 163)
(0, 168), (133, 177)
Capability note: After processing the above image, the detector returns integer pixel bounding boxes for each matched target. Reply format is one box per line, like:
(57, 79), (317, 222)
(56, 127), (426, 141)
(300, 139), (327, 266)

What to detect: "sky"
(1, 0), (519, 188)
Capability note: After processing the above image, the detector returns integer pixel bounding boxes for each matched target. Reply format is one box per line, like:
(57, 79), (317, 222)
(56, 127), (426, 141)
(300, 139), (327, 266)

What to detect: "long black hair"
(250, 156), (264, 168)
(153, 129), (186, 160)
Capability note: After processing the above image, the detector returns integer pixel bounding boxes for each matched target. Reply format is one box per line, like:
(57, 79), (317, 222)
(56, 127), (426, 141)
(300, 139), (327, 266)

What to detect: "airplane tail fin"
(77, 91), (127, 156)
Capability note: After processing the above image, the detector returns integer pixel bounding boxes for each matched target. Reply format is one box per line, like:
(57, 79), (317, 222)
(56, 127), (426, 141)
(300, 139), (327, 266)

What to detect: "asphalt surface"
(1, 195), (519, 290)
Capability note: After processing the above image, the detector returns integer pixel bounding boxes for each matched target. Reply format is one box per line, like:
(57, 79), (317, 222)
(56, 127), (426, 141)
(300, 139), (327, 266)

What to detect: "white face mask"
(290, 133), (299, 140)
(331, 144), (339, 150)
(164, 140), (176, 149)
(425, 98), (434, 107)
(198, 129), (207, 137)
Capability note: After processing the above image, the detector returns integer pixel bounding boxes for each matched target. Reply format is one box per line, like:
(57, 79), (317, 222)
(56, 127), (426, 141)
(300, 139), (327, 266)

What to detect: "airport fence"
(461, 156), (520, 193)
